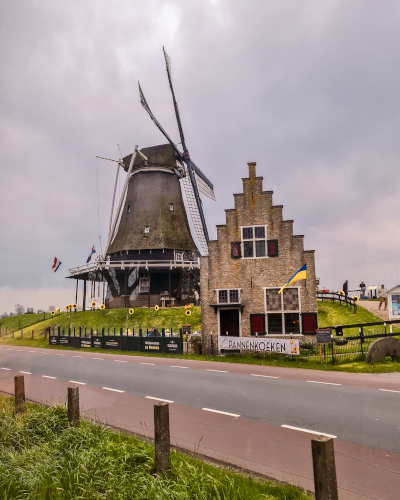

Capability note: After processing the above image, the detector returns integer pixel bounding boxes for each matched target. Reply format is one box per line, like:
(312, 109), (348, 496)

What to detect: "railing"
(68, 258), (200, 276)
(317, 291), (358, 312)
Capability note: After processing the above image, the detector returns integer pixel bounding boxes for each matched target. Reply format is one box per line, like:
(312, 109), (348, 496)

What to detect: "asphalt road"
(1, 346), (399, 453)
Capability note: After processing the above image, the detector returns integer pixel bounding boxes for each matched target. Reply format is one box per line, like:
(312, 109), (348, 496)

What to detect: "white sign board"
(218, 336), (300, 355)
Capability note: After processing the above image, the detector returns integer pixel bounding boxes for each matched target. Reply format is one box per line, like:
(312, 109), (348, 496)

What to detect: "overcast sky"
(1, 0), (400, 313)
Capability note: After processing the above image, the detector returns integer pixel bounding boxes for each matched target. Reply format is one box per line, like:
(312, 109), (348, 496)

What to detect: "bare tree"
(15, 304), (25, 315)
(48, 305), (55, 312)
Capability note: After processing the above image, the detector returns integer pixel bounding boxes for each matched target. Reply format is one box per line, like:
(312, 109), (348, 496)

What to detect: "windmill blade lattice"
(181, 171), (209, 255)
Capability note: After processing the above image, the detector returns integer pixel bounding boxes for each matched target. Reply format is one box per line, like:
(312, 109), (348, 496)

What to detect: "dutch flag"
(52, 257), (62, 273)
(87, 245), (96, 264)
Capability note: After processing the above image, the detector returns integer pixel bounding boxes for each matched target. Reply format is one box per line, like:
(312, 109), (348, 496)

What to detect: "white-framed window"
(170, 203), (174, 212)
(175, 251), (183, 262)
(263, 287), (301, 335)
(216, 288), (241, 304)
(240, 225), (268, 259)
(144, 226), (150, 234)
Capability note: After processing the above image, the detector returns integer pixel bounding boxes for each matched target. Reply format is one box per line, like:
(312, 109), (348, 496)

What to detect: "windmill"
(138, 46), (216, 255)
(68, 47), (216, 310)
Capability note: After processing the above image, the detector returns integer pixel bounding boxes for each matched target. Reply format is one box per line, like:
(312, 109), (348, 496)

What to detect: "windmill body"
(68, 48), (215, 310)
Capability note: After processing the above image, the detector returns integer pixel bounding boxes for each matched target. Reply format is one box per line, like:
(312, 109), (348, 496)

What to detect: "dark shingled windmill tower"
(68, 48), (216, 309)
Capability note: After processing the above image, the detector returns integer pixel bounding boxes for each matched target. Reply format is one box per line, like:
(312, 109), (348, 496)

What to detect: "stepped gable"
(200, 162), (317, 340)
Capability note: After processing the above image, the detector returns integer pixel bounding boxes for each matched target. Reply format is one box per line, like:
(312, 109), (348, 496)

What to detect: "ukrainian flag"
(278, 263), (307, 294)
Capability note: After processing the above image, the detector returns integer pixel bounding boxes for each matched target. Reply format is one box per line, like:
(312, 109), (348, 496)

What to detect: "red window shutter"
(251, 314), (265, 335)
(267, 240), (278, 257)
(302, 313), (317, 333)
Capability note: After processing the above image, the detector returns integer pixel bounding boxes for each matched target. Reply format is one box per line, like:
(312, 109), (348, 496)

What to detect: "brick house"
(200, 162), (318, 343)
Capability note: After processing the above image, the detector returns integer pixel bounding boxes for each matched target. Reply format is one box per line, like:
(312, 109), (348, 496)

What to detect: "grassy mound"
(0, 313), (52, 332)
(0, 398), (310, 500)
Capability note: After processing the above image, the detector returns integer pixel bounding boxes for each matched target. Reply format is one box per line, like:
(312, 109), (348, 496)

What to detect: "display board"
(142, 338), (163, 353)
(218, 336), (299, 355)
(164, 338), (182, 354)
(316, 329), (332, 344)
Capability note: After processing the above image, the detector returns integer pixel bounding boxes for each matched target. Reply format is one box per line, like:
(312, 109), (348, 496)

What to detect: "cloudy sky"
(1, 0), (400, 313)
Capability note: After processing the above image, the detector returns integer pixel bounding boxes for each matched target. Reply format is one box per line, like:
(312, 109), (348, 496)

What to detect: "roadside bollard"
(154, 402), (170, 472)
(14, 375), (25, 415)
(21, 330), (23, 338)
(31, 330), (34, 339)
(68, 386), (80, 427)
(311, 435), (338, 500)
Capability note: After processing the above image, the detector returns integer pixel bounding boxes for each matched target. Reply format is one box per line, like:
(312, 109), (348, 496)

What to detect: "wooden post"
(21, 330), (23, 338)
(311, 436), (338, 500)
(75, 279), (79, 305)
(15, 375), (25, 415)
(154, 402), (170, 472)
(68, 386), (80, 427)
(31, 330), (34, 339)
(83, 279), (87, 312)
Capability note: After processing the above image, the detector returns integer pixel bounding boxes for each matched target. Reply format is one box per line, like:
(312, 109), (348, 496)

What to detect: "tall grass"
(0, 400), (310, 500)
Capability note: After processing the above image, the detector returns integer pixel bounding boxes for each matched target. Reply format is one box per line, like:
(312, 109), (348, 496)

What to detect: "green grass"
(0, 312), (53, 333)
(0, 399), (310, 500)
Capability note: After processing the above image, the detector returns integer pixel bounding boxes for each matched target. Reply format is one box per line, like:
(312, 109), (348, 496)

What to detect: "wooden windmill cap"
(122, 144), (178, 171)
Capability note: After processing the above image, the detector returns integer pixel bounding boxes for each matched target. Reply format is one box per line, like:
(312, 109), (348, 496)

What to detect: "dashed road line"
(170, 366), (188, 368)
(207, 369), (229, 373)
(17, 350), (23, 351)
(281, 425), (337, 438)
(6, 349), (13, 351)
(379, 389), (400, 393)
(42, 375), (56, 379)
(1, 367), (11, 370)
(102, 387), (124, 393)
(307, 381), (341, 386)
(69, 381), (86, 385)
(19, 371), (32, 375)
(41, 352), (49, 355)
(114, 360), (127, 363)
(73, 355), (82, 358)
(56, 354), (65, 356)
(146, 396), (174, 403)
(140, 362), (155, 365)
(92, 358), (104, 360)
(251, 374), (279, 379)
(202, 408), (240, 417)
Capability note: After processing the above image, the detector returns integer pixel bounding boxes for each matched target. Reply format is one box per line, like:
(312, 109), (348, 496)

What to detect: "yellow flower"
(100, 304), (106, 310)
(73, 304), (77, 309)
(91, 302), (96, 308)
(185, 310), (191, 316)
(338, 291), (344, 296)
(51, 311), (55, 316)
(56, 308), (60, 313)
(154, 305), (159, 311)
(129, 309), (134, 314)
(352, 296), (359, 303)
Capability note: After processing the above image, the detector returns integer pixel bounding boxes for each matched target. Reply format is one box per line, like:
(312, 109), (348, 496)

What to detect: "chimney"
(248, 162), (256, 179)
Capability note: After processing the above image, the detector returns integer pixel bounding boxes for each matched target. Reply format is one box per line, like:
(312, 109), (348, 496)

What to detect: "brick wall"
(200, 162), (317, 340)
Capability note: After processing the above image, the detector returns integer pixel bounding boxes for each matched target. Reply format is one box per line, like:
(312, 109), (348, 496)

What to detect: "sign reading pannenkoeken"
(218, 336), (299, 355)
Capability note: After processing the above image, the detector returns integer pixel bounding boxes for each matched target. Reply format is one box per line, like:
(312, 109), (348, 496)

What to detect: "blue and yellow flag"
(278, 263), (307, 294)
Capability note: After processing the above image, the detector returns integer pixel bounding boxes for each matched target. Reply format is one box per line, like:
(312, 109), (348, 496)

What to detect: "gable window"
(175, 251), (183, 262)
(170, 203), (174, 212)
(127, 205), (131, 213)
(144, 226), (150, 234)
(217, 288), (241, 304)
(264, 287), (301, 334)
(240, 225), (268, 259)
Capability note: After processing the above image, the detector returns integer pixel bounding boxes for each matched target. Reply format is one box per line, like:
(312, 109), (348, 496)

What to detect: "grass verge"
(0, 399), (310, 500)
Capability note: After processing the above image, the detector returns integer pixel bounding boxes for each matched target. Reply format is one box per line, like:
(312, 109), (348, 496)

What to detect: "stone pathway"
(358, 300), (389, 321)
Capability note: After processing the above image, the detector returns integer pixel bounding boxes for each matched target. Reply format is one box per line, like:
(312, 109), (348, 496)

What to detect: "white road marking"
(114, 360), (127, 362)
(207, 369), (229, 373)
(170, 366), (188, 368)
(17, 350), (23, 351)
(56, 354), (65, 356)
(281, 425), (337, 438)
(69, 381), (86, 385)
(6, 349), (13, 350)
(19, 371), (32, 375)
(307, 381), (341, 386)
(73, 355), (82, 358)
(140, 362), (155, 365)
(251, 374), (279, 378)
(202, 408), (240, 417)
(380, 389), (400, 393)
(145, 396), (174, 403)
(102, 387), (124, 393)
(92, 358), (103, 360)
(1, 367), (11, 370)
(42, 375), (56, 379)
(41, 352), (49, 355)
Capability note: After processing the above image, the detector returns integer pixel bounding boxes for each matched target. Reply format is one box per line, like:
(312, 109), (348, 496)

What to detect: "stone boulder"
(365, 337), (400, 363)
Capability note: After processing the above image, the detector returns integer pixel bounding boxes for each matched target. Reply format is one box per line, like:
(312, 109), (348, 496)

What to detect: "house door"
(219, 309), (240, 336)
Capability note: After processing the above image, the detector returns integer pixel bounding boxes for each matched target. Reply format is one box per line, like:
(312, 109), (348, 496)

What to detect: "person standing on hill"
(360, 281), (366, 297)
(343, 280), (349, 298)
(378, 284), (388, 310)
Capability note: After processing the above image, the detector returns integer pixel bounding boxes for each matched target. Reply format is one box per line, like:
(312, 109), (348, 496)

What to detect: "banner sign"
(92, 336), (103, 349)
(142, 338), (163, 353)
(49, 335), (58, 346)
(59, 336), (69, 346)
(80, 339), (92, 348)
(218, 336), (299, 355)
(316, 329), (332, 344)
(104, 336), (121, 350)
(164, 338), (182, 354)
